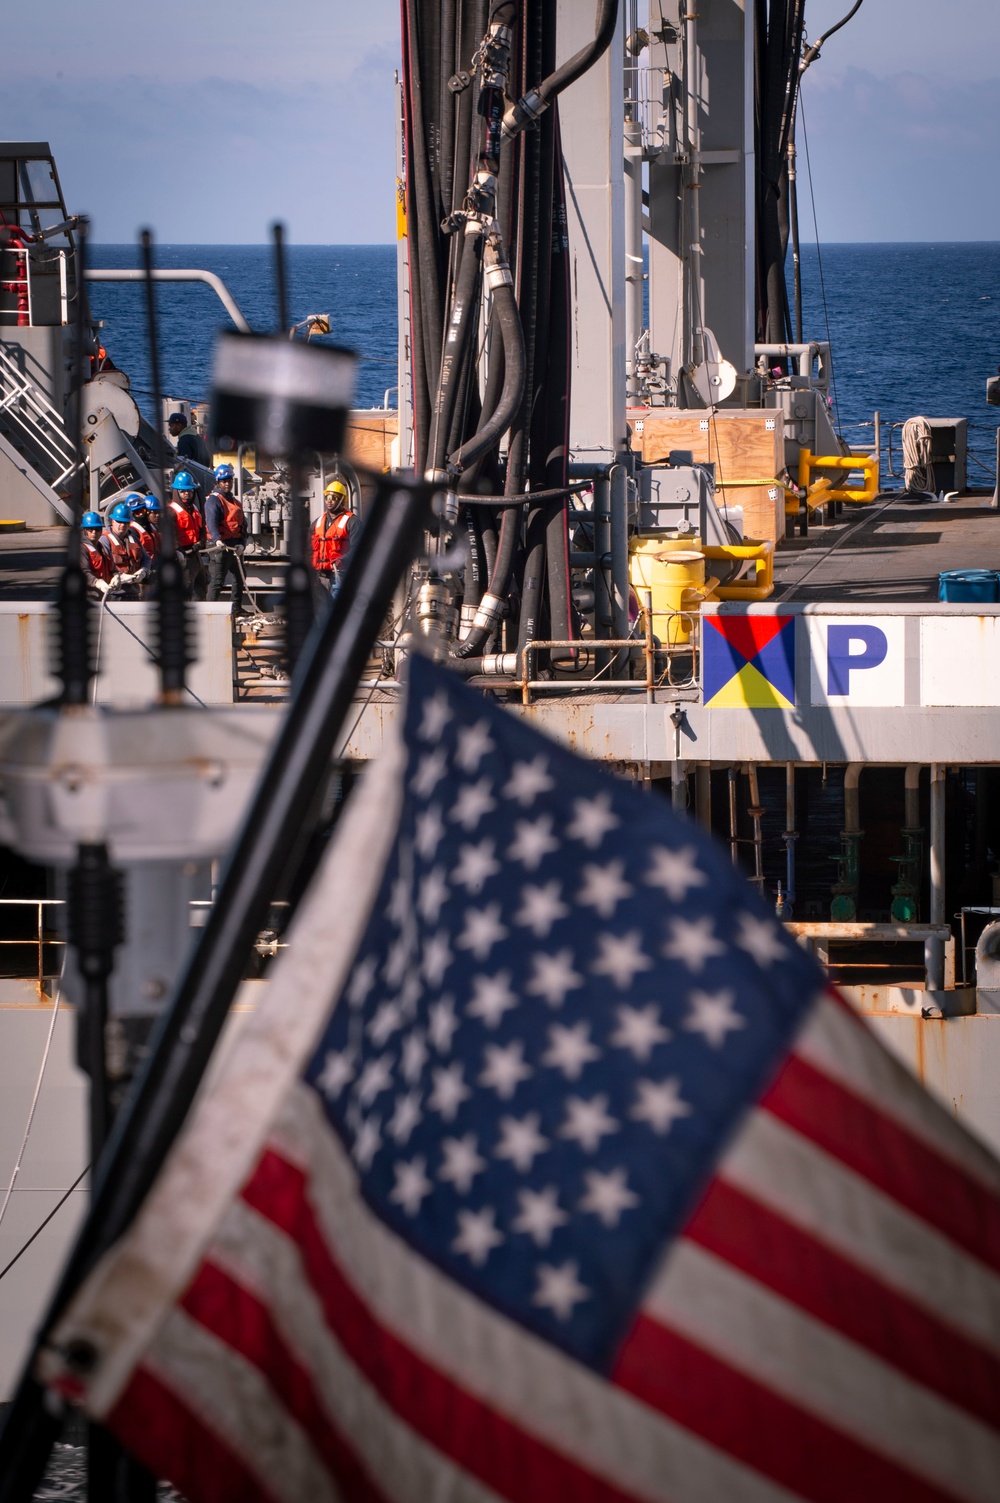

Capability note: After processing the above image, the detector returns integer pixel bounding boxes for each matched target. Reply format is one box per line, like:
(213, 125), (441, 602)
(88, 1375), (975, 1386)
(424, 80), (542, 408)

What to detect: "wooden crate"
(344, 410), (399, 473)
(629, 409), (786, 543)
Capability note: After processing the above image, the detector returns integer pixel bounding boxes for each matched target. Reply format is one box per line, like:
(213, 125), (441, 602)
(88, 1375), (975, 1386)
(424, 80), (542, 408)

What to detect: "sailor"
(80, 510), (114, 598)
(102, 501), (151, 599)
(143, 494), (163, 553)
(205, 463), (247, 611)
(167, 410), (211, 469)
(124, 493), (159, 559)
(168, 472), (207, 599)
(311, 477), (357, 593)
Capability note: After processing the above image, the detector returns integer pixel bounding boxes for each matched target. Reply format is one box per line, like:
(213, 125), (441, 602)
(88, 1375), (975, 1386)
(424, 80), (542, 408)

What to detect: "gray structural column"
(647, 0), (754, 398)
(556, 0), (627, 457)
(928, 763), (946, 991)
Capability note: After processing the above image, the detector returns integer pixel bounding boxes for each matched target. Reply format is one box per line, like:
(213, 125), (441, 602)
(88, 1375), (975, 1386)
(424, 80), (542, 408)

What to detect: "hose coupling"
(502, 89), (549, 138)
(471, 591), (505, 631)
(482, 652), (518, 676)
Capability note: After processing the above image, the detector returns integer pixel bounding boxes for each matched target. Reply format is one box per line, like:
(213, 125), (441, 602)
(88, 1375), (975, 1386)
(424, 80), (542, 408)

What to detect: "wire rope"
(798, 88), (841, 433)
(0, 953), (67, 1235)
(0, 1168), (89, 1285)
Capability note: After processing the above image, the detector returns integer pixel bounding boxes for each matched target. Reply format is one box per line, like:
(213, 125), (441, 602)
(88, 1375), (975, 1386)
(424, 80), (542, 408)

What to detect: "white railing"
(0, 343), (79, 490)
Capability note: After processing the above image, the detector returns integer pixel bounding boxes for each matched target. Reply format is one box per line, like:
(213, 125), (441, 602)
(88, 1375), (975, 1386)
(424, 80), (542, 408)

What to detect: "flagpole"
(0, 470), (433, 1503)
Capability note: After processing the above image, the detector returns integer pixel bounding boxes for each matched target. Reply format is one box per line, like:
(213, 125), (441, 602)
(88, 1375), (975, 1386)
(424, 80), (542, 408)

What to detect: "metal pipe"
(747, 762), (765, 897)
(928, 764), (946, 990)
(728, 765), (739, 865)
(624, 112), (644, 396)
(844, 762), (863, 832)
(86, 269), (251, 333)
(609, 463), (630, 665)
(904, 763), (921, 830)
(670, 705), (687, 811)
(683, 1), (703, 371)
(754, 342), (822, 380)
(781, 762), (797, 914)
(696, 765), (712, 830)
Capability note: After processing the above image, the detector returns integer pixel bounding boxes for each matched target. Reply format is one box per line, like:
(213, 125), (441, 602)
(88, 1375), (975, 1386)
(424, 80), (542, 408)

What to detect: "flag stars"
(645, 845), (709, 901)
(631, 1077), (692, 1135)
(390, 1155), (432, 1216)
(578, 859), (633, 919)
(454, 720), (493, 773)
(417, 867), (449, 925)
(427, 1063), (470, 1121)
(422, 931), (453, 988)
(542, 1022), (601, 1081)
(663, 916), (726, 973)
(438, 1134), (487, 1195)
(514, 879), (569, 938)
(494, 1112), (549, 1173)
(467, 971), (519, 1028)
(479, 1040), (532, 1099)
(512, 1186), (567, 1247)
(453, 1206), (503, 1266)
(400, 1028), (428, 1082)
(591, 931), (653, 990)
(353, 1116), (382, 1171)
(559, 1094), (620, 1153)
(452, 838), (501, 894)
(450, 777), (496, 832)
(368, 1000), (403, 1047)
(412, 747), (448, 799)
(533, 1262), (589, 1321)
(355, 1053), (394, 1108)
(346, 954), (378, 1010)
(526, 949), (583, 1008)
(503, 756), (554, 806)
(457, 902), (509, 962)
(387, 1090), (423, 1146)
(735, 912), (788, 968)
(316, 1048), (355, 1100)
(417, 689), (452, 743)
(610, 1003), (671, 1061)
(683, 988), (746, 1048)
(428, 996), (459, 1054)
(566, 793), (619, 849)
(414, 805), (446, 861)
(508, 815), (560, 871)
(579, 1168), (639, 1228)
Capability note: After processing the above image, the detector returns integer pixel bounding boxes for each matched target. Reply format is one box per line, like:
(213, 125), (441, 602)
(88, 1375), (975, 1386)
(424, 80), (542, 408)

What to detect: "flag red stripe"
(684, 1177), (1000, 1431)
(242, 1147), (646, 1503)
(107, 1362), (277, 1503)
(180, 1257), (391, 1503)
(764, 1052), (1000, 1273)
(614, 1315), (965, 1503)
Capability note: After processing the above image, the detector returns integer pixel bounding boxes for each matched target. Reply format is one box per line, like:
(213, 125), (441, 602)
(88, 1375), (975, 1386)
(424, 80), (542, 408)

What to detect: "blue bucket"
(938, 570), (1000, 603)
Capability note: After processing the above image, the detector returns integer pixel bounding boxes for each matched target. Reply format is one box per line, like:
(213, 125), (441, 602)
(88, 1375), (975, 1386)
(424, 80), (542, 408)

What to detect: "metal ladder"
(0, 344), (78, 521)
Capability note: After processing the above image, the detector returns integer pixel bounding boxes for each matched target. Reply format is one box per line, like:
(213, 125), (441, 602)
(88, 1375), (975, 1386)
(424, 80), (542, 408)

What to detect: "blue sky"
(3, 0), (998, 243)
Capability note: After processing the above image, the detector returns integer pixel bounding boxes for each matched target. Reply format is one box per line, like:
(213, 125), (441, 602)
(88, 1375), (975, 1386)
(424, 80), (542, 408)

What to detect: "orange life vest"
(211, 490), (246, 543)
(81, 538), (112, 584)
(311, 510), (352, 572)
(103, 529), (145, 575)
(130, 520), (158, 558)
(169, 498), (205, 550)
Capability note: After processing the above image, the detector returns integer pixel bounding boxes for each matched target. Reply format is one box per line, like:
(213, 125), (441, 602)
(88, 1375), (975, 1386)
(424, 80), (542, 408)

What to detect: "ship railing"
(0, 898), (64, 996)
(519, 602), (699, 707)
(0, 343), (80, 489)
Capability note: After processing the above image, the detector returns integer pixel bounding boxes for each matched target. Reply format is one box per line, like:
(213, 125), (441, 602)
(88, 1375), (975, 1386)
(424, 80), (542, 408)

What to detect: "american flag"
(42, 656), (1000, 1502)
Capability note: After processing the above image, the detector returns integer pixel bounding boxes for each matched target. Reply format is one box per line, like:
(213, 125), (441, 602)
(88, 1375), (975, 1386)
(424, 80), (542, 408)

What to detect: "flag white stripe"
(145, 1307), (340, 1503)
(207, 1200), (509, 1503)
(796, 997), (1000, 1190)
(720, 1108), (1000, 1355)
(42, 725), (408, 1419)
(269, 1082), (806, 1503)
(647, 1239), (1000, 1503)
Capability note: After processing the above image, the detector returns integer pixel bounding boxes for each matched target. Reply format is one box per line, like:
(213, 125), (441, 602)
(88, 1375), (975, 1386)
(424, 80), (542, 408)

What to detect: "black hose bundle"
(754, 0), (806, 346)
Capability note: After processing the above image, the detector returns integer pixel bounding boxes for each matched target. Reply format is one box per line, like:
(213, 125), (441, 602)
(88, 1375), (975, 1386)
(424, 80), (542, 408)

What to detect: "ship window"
(0, 160), (15, 208)
(19, 159), (58, 207)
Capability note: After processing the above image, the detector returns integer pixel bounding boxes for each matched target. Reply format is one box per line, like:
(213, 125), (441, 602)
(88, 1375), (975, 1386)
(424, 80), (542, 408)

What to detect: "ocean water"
(87, 242), (1000, 478)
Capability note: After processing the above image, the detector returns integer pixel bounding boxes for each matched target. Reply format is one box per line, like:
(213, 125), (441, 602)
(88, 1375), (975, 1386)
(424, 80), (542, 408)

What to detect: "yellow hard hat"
(325, 478), (349, 499)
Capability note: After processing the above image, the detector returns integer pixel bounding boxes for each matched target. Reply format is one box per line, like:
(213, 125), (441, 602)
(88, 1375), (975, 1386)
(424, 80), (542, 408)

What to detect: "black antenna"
(272, 220), (289, 334)
(141, 228), (192, 703)
(53, 216), (94, 705)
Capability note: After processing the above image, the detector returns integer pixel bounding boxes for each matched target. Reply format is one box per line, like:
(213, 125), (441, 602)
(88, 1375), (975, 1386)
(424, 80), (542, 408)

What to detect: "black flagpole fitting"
(140, 227), (193, 703)
(53, 216), (94, 706)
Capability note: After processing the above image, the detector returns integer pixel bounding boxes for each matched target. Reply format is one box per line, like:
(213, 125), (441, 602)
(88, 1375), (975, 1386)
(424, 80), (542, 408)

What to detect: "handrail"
(519, 601), (700, 705)
(86, 268), (252, 333)
(0, 899), (64, 998)
(0, 345), (80, 512)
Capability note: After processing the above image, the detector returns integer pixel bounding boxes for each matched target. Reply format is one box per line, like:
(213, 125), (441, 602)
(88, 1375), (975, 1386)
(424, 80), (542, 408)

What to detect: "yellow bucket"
(629, 540), (716, 645)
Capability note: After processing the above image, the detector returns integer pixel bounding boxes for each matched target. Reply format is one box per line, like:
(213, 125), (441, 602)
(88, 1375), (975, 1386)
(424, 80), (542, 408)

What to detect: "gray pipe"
(928, 763), (946, 991)
(904, 763), (921, 829)
(844, 762), (863, 831)
(87, 268), (251, 333)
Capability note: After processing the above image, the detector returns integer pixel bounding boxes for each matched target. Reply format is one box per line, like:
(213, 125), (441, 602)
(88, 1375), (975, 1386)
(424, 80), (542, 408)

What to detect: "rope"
(0, 955), (66, 1234)
(901, 416), (935, 493)
(0, 1167), (89, 1285)
(798, 91), (841, 434)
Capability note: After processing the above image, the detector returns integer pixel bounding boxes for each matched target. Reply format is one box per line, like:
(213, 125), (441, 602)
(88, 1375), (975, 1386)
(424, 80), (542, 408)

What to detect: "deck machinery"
(2, 0), (1000, 1419)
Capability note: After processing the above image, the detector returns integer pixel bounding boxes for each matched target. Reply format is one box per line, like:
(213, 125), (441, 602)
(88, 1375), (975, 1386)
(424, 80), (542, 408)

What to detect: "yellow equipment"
(629, 540), (720, 645)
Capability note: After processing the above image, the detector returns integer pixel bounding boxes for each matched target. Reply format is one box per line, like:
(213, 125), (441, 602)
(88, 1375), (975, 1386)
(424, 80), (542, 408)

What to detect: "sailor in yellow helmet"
(311, 477), (358, 592)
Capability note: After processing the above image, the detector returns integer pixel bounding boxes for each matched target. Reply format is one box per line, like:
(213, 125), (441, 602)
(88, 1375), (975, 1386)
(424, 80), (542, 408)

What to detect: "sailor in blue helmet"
(168, 471), (207, 599)
(103, 500), (151, 599)
(123, 493), (159, 559)
(205, 462), (247, 612)
(80, 510), (114, 598)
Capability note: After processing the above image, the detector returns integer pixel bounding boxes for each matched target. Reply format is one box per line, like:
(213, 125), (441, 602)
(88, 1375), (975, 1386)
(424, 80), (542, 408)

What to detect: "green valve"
(830, 829), (863, 922)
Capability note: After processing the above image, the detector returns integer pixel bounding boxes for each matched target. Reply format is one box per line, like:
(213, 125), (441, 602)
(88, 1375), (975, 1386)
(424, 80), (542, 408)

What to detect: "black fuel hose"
(428, 232), (483, 474)
(450, 279), (525, 472)
(503, 0), (619, 136)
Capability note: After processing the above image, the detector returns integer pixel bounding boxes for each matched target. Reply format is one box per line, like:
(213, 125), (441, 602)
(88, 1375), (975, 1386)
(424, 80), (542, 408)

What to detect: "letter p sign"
(827, 625), (887, 695)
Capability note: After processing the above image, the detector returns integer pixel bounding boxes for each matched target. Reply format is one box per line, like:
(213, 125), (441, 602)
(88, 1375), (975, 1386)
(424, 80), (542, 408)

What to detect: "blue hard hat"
(145, 495), (162, 513)
(108, 501), (131, 524)
(80, 510), (103, 529)
(125, 494), (149, 515)
(171, 470), (196, 492)
(214, 463), (235, 481)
